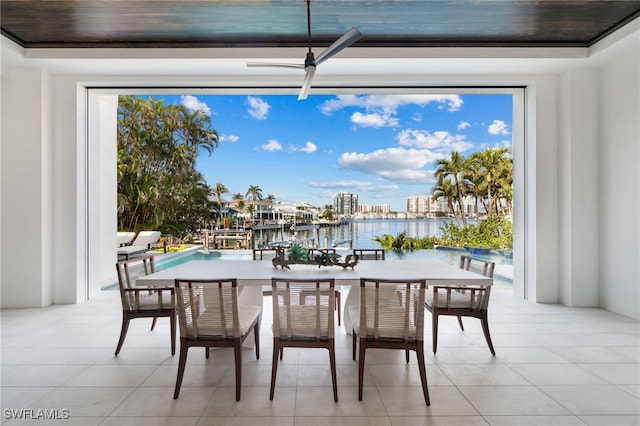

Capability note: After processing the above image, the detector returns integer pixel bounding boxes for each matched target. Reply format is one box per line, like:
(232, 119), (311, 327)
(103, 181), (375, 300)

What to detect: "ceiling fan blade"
(298, 66), (316, 100)
(314, 27), (362, 66)
(246, 62), (305, 69)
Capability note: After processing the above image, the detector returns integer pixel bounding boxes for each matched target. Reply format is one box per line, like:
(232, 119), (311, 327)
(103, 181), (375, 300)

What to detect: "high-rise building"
(333, 192), (358, 216)
(406, 195), (437, 213)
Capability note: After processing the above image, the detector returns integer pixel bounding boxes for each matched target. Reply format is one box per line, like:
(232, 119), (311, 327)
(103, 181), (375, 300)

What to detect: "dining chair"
(425, 255), (496, 355)
(301, 248), (342, 326)
(271, 278), (338, 402)
(114, 254), (176, 356)
(173, 278), (261, 400)
(352, 248), (385, 260)
(349, 278), (429, 405)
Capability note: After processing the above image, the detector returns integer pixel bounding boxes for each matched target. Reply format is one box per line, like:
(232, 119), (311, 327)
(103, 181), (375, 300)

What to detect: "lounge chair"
(117, 231), (136, 247)
(117, 231), (161, 260)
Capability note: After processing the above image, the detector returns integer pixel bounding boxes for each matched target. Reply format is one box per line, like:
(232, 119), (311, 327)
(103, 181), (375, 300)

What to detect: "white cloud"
(351, 111), (399, 128)
(219, 134), (239, 143)
(338, 147), (440, 183)
(260, 139), (282, 151)
(457, 121), (470, 130)
(412, 113), (423, 122)
(488, 119), (510, 135)
(318, 94), (463, 130)
(396, 128), (473, 152)
(297, 141), (317, 153)
(290, 141), (318, 153)
(180, 95), (211, 115)
(319, 94), (464, 115)
(247, 96), (270, 120)
(307, 180), (399, 193)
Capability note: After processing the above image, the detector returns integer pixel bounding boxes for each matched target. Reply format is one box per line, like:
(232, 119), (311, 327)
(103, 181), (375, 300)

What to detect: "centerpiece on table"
(271, 244), (358, 270)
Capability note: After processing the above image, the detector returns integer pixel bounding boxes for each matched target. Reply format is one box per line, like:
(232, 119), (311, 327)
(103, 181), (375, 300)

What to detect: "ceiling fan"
(247, 0), (362, 100)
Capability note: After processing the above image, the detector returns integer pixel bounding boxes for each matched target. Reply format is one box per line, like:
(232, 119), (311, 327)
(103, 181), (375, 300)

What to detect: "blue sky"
(153, 93), (512, 211)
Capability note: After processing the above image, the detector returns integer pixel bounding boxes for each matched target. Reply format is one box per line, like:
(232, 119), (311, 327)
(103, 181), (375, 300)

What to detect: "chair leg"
(405, 349), (410, 363)
(270, 339), (280, 400)
(205, 347), (210, 359)
(328, 340), (338, 402)
(432, 312), (439, 354)
(253, 319), (261, 360)
(480, 312), (496, 356)
(170, 312), (176, 356)
(352, 331), (357, 360)
(335, 291), (341, 326)
(457, 315), (465, 330)
(151, 317), (157, 331)
(233, 340), (243, 401)
(415, 343), (430, 405)
(114, 312), (130, 356)
(358, 339), (366, 401)
(173, 341), (189, 399)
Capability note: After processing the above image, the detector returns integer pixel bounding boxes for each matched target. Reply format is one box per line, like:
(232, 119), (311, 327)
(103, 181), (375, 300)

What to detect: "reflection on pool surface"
(155, 248), (513, 289)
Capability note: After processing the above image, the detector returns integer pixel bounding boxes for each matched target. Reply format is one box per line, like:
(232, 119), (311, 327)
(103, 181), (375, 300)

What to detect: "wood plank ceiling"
(2, 0), (640, 49)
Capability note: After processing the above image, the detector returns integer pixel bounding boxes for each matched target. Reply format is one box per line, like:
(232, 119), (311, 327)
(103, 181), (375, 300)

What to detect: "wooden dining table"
(136, 259), (493, 333)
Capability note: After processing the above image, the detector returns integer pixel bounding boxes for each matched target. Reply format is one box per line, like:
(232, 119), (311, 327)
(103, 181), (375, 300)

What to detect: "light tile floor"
(2, 288), (639, 425)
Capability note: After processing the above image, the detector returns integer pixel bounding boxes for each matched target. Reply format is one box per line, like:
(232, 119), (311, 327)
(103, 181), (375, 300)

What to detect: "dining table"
(135, 259), (493, 334)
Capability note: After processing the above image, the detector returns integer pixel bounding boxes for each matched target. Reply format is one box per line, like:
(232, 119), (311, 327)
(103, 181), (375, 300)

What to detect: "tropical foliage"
(374, 216), (513, 251)
(432, 148), (513, 222)
(117, 96), (218, 235)
(376, 148), (513, 252)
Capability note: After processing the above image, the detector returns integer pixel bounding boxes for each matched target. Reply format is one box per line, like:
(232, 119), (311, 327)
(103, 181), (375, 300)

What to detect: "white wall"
(88, 92), (119, 296)
(596, 31), (640, 319)
(558, 68), (600, 307)
(1, 68), (54, 307)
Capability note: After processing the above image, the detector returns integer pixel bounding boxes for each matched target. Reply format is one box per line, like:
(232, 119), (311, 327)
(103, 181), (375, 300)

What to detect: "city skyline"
(152, 93), (513, 211)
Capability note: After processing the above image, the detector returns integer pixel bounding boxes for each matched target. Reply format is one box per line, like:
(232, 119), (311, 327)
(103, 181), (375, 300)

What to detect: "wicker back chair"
(425, 255), (496, 355)
(114, 254), (176, 356)
(349, 278), (429, 405)
(300, 248), (342, 326)
(173, 278), (261, 400)
(270, 278), (338, 402)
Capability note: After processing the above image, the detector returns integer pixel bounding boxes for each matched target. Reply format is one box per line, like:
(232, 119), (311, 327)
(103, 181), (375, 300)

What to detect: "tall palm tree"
(469, 147), (512, 216)
(434, 152), (471, 226)
(213, 182), (229, 228)
(265, 194), (276, 221)
(245, 185), (263, 222)
(431, 177), (458, 218)
(117, 95), (218, 232)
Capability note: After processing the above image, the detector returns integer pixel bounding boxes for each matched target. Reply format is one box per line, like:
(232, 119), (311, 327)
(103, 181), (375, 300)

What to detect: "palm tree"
(320, 204), (335, 221)
(212, 182), (229, 229)
(265, 194), (276, 221)
(469, 147), (512, 216)
(431, 177), (458, 218)
(245, 185), (263, 222)
(434, 152), (471, 226)
(117, 95), (218, 232)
